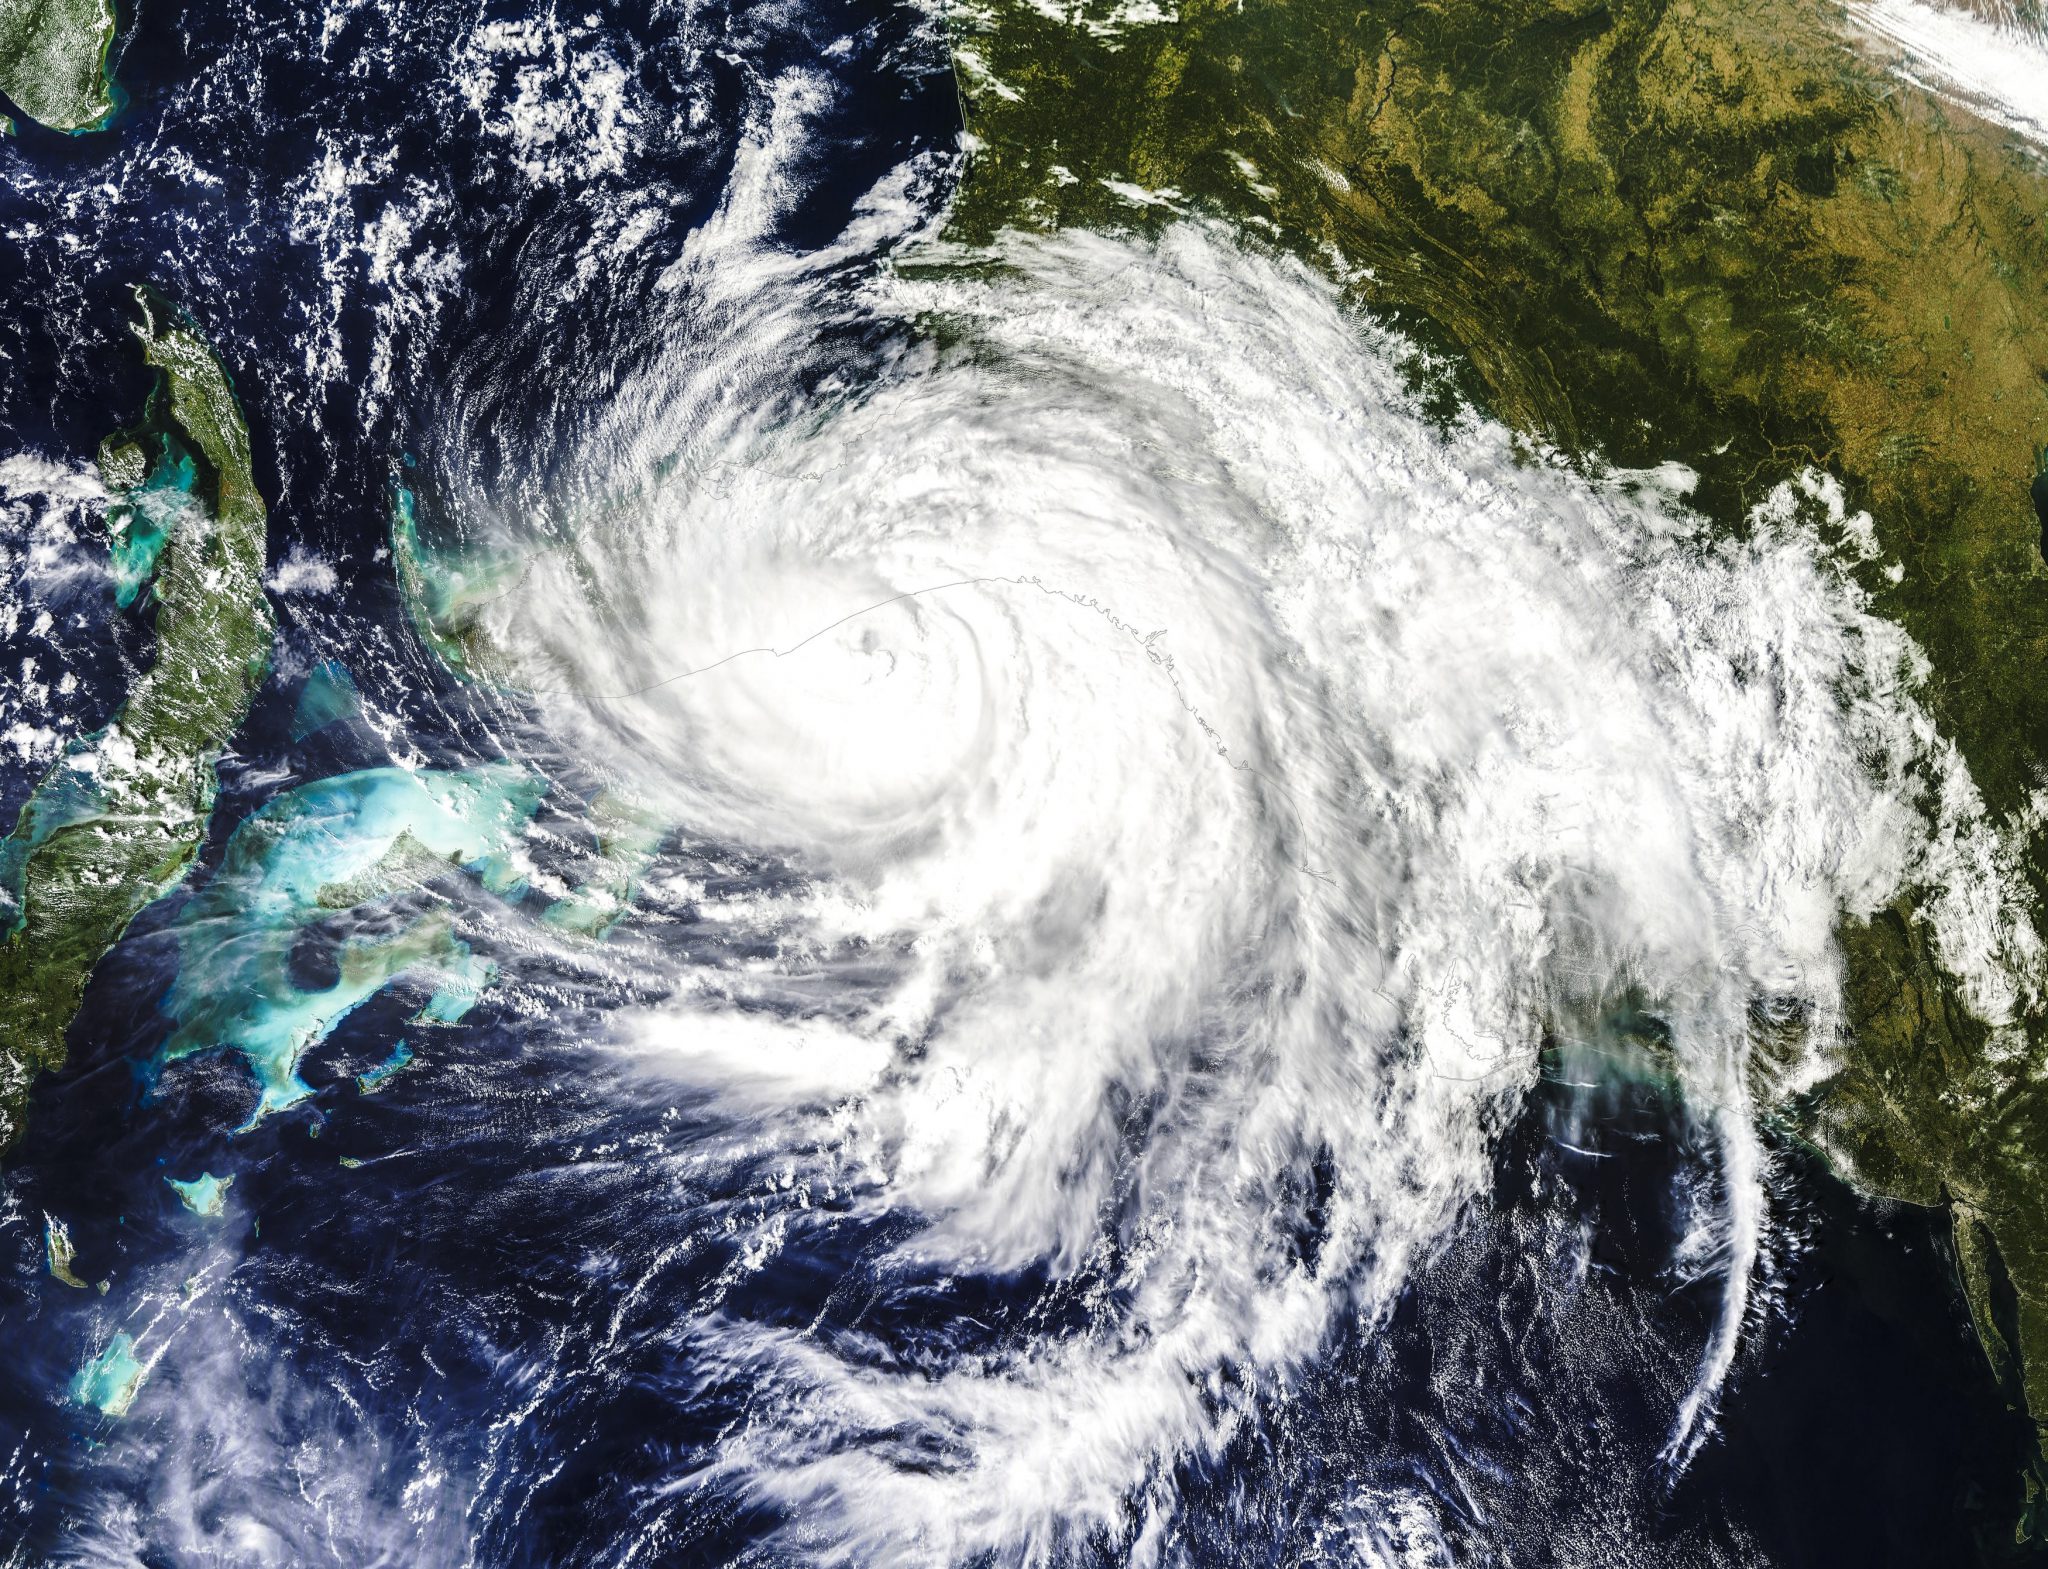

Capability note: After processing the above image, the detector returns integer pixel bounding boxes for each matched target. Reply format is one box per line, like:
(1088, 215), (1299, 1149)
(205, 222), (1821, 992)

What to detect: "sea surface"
(0, 0), (2039, 1563)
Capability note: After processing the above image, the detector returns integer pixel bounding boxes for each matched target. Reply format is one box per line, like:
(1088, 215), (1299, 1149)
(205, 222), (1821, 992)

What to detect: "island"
(0, 290), (274, 1146)
(0, 0), (117, 132)
(153, 763), (543, 1128)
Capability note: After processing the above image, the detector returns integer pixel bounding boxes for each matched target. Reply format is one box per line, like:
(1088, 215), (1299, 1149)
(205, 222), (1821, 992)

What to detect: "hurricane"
(385, 89), (2039, 1561)
(6, 0), (2047, 1562)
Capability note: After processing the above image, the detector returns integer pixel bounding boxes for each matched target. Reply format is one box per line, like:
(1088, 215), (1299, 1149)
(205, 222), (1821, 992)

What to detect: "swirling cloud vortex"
(471, 217), (2027, 1562)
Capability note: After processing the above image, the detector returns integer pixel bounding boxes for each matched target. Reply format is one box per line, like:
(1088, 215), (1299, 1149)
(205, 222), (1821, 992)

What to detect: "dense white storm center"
(452, 195), (2033, 1562)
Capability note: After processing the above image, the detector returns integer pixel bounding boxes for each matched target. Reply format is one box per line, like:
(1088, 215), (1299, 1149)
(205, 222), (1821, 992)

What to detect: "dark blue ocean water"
(0, 0), (2041, 1562)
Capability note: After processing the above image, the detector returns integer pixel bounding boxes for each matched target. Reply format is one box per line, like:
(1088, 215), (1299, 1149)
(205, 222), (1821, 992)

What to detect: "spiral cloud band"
(437, 125), (2039, 1560)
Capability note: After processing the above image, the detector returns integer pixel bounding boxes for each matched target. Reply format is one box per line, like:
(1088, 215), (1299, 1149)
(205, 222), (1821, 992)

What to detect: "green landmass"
(43, 1212), (88, 1287)
(354, 1039), (413, 1095)
(0, 0), (117, 132)
(0, 290), (274, 1145)
(943, 0), (2048, 1493)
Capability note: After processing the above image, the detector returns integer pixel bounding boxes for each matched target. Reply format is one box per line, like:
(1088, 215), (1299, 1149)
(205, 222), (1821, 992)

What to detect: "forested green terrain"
(0, 0), (116, 131)
(944, 0), (2048, 1486)
(0, 296), (273, 1145)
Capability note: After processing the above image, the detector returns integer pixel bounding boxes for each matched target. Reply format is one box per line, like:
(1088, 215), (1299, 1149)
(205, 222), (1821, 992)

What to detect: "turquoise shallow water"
(0, 0), (2041, 1558)
(165, 1171), (232, 1216)
(107, 436), (196, 608)
(69, 1334), (146, 1417)
(156, 764), (544, 1125)
(289, 660), (361, 742)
